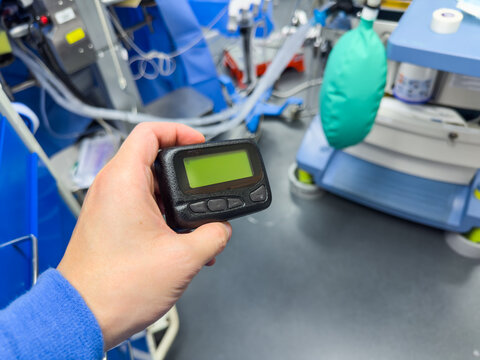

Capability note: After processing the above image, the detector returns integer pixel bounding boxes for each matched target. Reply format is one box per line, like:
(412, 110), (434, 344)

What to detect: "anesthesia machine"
(297, 0), (480, 255)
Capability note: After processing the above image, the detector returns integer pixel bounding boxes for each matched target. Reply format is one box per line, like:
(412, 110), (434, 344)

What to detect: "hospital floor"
(165, 105), (480, 360)
(164, 3), (480, 359)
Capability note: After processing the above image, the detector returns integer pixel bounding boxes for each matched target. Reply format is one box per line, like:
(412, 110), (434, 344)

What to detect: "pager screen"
(183, 150), (253, 188)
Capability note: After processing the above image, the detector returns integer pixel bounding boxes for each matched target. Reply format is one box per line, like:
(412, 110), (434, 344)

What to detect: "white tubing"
(12, 45), (238, 126)
(11, 20), (312, 134)
(195, 19), (313, 136)
(14, 45), (238, 124)
(11, 102), (40, 133)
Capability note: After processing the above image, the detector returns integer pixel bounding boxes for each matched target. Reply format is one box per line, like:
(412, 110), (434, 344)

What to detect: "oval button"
(207, 199), (227, 212)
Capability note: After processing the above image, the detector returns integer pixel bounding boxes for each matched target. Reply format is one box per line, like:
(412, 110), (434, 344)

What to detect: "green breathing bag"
(320, 16), (387, 149)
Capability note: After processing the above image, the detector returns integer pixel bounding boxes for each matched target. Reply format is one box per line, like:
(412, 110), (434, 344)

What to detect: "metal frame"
(0, 234), (39, 286)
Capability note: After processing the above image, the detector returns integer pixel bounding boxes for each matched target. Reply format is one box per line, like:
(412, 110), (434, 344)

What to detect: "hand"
(57, 123), (232, 350)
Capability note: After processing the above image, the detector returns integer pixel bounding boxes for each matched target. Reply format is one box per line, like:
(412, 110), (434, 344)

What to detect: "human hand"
(57, 123), (232, 350)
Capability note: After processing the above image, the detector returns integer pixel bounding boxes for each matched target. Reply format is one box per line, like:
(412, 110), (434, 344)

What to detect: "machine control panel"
(34, 0), (96, 74)
(154, 139), (272, 229)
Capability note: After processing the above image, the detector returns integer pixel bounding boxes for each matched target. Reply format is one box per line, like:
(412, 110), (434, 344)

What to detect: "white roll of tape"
(431, 8), (463, 34)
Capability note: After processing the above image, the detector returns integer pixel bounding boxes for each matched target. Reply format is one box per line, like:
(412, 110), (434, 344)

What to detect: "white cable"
(195, 19), (313, 136)
(11, 18), (312, 135)
(272, 78), (322, 98)
(12, 44), (238, 126)
(11, 102), (40, 133)
(114, 5), (228, 80)
(39, 88), (97, 139)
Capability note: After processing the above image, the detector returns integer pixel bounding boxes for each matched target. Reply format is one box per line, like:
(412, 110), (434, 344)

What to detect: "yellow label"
(381, 0), (410, 11)
(475, 188), (480, 200)
(0, 31), (12, 55)
(65, 28), (86, 44)
(115, 0), (142, 7)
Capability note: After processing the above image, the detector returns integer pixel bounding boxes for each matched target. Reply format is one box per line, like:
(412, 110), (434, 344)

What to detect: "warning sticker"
(54, 7), (76, 25)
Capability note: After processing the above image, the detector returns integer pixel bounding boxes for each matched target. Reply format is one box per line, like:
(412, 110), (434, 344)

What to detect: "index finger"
(115, 122), (205, 167)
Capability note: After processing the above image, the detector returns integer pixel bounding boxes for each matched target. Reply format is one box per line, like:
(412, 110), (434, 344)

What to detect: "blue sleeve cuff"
(0, 268), (104, 360)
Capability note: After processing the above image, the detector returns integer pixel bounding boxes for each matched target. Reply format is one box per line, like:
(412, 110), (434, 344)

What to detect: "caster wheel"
(288, 163), (323, 199)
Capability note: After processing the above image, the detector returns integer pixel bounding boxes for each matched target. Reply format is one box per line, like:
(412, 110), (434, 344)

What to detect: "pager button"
(250, 185), (267, 202)
(189, 201), (208, 213)
(227, 198), (244, 209)
(207, 199), (228, 212)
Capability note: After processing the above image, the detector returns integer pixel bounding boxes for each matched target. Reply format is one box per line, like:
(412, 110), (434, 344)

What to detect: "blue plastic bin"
(0, 114), (76, 309)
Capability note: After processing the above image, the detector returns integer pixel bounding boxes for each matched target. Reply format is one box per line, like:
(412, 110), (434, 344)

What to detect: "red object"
(39, 15), (49, 26)
(223, 51), (245, 87)
(257, 53), (305, 76)
(224, 49), (305, 89)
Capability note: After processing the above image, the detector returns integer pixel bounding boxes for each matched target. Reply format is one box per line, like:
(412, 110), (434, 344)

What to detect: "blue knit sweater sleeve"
(0, 269), (104, 359)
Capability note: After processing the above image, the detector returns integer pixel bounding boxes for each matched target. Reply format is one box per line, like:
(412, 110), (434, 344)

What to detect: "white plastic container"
(393, 62), (438, 104)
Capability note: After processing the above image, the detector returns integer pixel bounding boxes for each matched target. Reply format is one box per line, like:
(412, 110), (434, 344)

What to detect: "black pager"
(154, 139), (272, 229)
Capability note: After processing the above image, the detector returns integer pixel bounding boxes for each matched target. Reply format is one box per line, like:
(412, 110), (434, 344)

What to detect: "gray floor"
(167, 117), (480, 360)
(166, 2), (480, 359)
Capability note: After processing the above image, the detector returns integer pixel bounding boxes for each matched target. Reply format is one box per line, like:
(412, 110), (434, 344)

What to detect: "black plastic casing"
(154, 139), (272, 230)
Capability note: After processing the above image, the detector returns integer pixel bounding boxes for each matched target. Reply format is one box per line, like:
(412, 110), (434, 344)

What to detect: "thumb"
(180, 222), (232, 266)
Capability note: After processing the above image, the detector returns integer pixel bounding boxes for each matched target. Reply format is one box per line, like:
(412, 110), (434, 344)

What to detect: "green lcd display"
(183, 150), (253, 188)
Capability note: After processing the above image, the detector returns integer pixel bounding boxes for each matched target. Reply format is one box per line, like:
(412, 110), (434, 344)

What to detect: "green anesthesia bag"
(320, 17), (387, 149)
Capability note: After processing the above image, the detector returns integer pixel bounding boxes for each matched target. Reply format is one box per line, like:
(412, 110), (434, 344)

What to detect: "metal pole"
(239, 10), (255, 86)
(0, 86), (81, 217)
